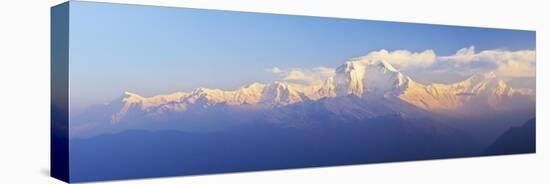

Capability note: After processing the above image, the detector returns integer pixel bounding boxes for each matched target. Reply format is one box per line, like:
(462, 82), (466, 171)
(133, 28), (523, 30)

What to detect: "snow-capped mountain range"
(73, 56), (534, 130)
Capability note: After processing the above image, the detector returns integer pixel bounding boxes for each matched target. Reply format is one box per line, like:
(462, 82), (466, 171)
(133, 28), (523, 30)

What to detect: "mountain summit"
(74, 58), (534, 126)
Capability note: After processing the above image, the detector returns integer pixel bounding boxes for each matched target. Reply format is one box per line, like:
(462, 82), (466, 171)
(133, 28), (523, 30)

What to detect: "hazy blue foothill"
(485, 118), (536, 155)
(69, 115), (480, 182)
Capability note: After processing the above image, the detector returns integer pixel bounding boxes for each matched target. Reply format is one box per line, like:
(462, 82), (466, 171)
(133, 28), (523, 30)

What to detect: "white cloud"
(351, 46), (535, 79)
(283, 70), (309, 82)
(494, 59), (535, 77)
(438, 46), (536, 78)
(312, 66), (336, 79)
(268, 66), (335, 85)
(268, 67), (282, 74)
(354, 49), (437, 69)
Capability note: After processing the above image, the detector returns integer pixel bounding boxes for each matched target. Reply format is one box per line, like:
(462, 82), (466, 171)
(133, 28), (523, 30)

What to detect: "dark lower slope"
(69, 116), (482, 182)
(484, 118), (536, 156)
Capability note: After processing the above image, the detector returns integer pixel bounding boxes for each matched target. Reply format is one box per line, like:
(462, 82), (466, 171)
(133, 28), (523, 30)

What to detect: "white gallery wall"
(0, 0), (547, 183)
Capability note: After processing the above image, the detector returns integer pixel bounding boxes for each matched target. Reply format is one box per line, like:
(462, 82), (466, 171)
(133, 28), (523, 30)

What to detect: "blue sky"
(68, 1), (535, 110)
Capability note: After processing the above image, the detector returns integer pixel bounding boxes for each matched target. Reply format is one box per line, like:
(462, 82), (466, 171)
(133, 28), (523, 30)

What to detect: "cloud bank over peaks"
(270, 46), (535, 86)
(353, 49), (437, 69)
(438, 46), (535, 78)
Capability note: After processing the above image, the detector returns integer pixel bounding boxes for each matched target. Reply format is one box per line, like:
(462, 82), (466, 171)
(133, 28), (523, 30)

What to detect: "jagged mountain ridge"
(81, 58), (534, 124)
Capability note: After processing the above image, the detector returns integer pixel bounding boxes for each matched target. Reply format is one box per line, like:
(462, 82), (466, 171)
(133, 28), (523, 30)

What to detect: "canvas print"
(51, 1), (536, 183)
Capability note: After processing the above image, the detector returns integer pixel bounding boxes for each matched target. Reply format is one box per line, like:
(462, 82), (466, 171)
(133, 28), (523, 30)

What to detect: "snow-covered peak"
(234, 82), (266, 104)
(242, 82), (266, 89)
(333, 58), (412, 97)
(111, 91), (144, 123)
(259, 81), (305, 106)
(444, 71), (502, 96)
(463, 71), (497, 84)
(123, 91), (139, 96)
(121, 91), (144, 102)
(379, 60), (398, 72)
(399, 71), (533, 114)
